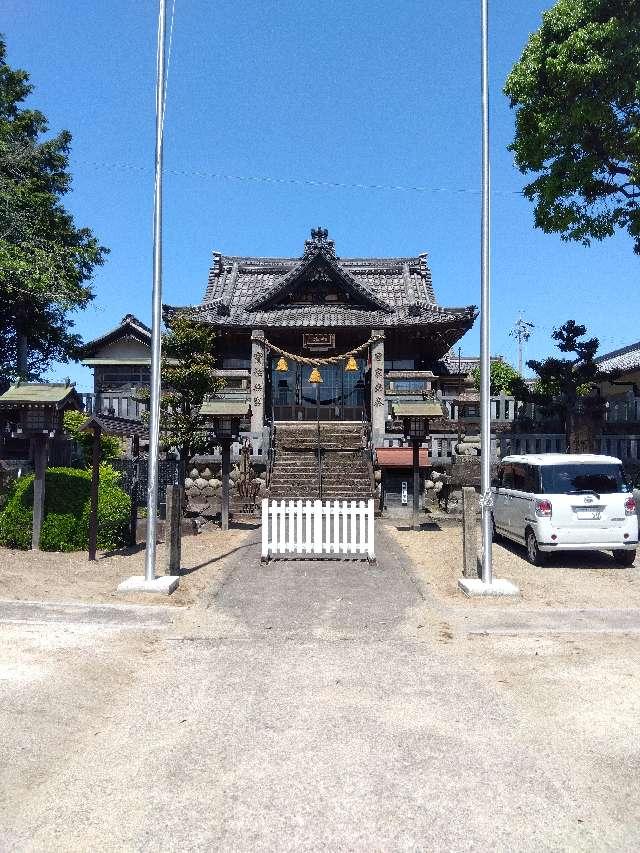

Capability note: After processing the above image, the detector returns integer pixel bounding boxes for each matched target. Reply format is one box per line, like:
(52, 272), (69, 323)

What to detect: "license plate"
(575, 508), (601, 520)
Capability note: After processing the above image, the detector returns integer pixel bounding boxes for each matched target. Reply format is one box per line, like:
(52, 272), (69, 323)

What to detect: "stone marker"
(462, 486), (478, 579)
(165, 484), (182, 575)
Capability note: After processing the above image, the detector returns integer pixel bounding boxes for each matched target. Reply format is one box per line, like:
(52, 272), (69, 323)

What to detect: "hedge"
(0, 465), (131, 552)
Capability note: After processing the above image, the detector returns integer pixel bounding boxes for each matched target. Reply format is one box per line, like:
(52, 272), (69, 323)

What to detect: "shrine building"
(168, 227), (477, 448)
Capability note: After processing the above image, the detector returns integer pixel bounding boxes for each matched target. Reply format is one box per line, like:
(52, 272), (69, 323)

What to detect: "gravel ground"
(0, 525), (255, 607)
(386, 520), (640, 609)
(2, 530), (640, 851)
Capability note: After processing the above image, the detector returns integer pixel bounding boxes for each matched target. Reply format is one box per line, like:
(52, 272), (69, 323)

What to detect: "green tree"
(504, 0), (640, 252)
(63, 410), (123, 465)
(472, 360), (521, 396)
(0, 37), (107, 390)
(137, 314), (224, 461)
(524, 320), (615, 450)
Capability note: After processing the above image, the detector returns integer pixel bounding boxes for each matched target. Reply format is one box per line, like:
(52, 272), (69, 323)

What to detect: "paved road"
(2, 526), (640, 851)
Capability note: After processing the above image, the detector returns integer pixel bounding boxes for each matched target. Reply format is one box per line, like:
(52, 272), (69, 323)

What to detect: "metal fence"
(109, 458), (184, 512)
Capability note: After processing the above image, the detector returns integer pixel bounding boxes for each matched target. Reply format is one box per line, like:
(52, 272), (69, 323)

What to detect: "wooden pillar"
(412, 438), (421, 530)
(88, 424), (101, 561)
(31, 435), (49, 551)
(165, 484), (182, 573)
(221, 438), (231, 530)
(129, 435), (140, 546)
(370, 329), (385, 448)
(251, 329), (266, 433)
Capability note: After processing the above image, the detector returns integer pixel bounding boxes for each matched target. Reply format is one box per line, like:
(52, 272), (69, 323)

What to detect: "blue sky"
(7, 0), (638, 391)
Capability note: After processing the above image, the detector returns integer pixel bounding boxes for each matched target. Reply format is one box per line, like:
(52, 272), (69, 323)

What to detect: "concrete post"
(370, 329), (385, 448)
(462, 486), (479, 578)
(31, 435), (49, 551)
(251, 329), (266, 434)
(165, 484), (182, 574)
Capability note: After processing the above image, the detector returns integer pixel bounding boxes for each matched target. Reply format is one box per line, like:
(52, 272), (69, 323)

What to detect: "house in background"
(596, 340), (640, 424)
(79, 314), (152, 419)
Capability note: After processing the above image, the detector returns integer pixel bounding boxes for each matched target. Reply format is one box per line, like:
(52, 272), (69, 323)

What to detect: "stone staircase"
(268, 422), (375, 500)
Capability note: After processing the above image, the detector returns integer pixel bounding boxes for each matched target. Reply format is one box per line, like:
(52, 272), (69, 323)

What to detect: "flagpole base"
(117, 575), (179, 595)
(457, 578), (519, 597)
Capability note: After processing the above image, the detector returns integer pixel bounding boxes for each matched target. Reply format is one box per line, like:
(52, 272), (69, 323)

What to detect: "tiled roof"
(392, 401), (446, 418)
(0, 383), (80, 408)
(437, 353), (506, 375)
(79, 314), (151, 355)
(167, 229), (477, 331)
(81, 413), (148, 438)
(199, 399), (251, 417)
(595, 341), (640, 373)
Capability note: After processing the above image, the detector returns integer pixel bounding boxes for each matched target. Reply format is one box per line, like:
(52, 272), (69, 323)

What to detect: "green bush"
(63, 410), (124, 464)
(0, 465), (131, 552)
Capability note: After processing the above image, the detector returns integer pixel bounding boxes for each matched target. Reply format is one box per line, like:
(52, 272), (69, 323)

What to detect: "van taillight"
(625, 496), (636, 516)
(535, 499), (552, 517)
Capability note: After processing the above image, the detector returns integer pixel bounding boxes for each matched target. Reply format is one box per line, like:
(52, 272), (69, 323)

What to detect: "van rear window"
(540, 464), (631, 495)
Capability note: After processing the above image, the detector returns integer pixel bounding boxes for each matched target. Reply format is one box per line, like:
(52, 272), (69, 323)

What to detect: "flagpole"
(479, 0), (493, 584)
(144, 0), (167, 583)
(458, 0), (518, 598)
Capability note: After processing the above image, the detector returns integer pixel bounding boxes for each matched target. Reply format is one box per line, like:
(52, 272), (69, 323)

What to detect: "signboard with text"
(303, 333), (335, 351)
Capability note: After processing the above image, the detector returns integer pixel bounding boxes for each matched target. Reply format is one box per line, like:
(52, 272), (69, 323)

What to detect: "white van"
(492, 454), (638, 566)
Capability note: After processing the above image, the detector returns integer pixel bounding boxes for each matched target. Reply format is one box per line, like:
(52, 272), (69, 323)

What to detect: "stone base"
(117, 575), (179, 595)
(457, 578), (520, 597)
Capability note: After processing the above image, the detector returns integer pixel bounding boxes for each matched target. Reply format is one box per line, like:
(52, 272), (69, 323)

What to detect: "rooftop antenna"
(509, 311), (535, 375)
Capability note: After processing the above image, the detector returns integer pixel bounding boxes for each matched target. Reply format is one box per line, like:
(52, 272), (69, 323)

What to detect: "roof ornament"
(303, 226), (335, 257)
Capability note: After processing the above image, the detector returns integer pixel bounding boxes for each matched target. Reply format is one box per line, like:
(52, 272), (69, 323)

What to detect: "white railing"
(261, 498), (375, 561)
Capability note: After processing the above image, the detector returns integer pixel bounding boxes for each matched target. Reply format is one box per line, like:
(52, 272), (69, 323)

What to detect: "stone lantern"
(0, 382), (81, 549)
(199, 400), (252, 530)
(391, 399), (445, 529)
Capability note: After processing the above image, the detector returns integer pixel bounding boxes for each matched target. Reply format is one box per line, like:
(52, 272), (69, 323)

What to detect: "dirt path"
(0, 525), (256, 607)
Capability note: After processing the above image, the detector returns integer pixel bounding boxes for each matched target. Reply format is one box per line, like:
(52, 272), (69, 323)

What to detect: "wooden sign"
(303, 333), (335, 351)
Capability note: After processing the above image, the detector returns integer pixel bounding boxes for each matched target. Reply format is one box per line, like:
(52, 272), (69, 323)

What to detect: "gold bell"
(309, 366), (323, 384)
(275, 355), (289, 372)
(344, 355), (358, 372)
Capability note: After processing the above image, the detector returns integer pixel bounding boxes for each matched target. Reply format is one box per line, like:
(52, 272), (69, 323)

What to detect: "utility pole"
(509, 311), (535, 376)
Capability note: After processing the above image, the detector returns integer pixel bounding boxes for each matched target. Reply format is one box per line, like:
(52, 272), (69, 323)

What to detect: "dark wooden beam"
(88, 424), (102, 561)
(412, 438), (421, 531)
(221, 438), (231, 530)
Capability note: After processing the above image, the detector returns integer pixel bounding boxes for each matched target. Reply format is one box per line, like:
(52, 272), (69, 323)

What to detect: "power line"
(75, 157), (526, 196)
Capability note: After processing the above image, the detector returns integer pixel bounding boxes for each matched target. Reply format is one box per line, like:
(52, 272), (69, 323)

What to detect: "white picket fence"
(261, 499), (375, 561)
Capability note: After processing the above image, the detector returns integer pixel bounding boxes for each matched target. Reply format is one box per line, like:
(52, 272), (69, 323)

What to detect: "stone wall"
(184, 458), (268, 528)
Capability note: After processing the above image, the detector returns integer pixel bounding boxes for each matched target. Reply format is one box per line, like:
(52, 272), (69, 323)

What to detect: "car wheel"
(613, 549), (636, 567)
(526, 530), (547, 566)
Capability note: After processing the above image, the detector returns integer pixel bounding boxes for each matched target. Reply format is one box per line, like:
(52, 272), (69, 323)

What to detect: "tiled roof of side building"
(595, 340), (640, 373)
(79, 314), (151, 355)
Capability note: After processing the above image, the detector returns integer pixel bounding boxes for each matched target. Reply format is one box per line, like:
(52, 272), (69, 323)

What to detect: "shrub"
(63, 410), (124, 465)
(0, 465), (131, 552)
